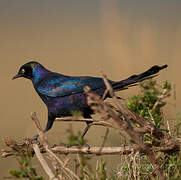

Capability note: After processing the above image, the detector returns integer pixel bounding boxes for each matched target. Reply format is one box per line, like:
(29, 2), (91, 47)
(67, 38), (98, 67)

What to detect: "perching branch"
(55, 117), (117, 129)
(1, 138), (136, 157)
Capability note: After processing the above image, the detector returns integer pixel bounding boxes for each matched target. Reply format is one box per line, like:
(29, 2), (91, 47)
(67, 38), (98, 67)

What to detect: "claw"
(32, 134), (39, 141)
(33, 139), (41, 145)
(84, 143), (91, 150)
(24, 134), (40, 145)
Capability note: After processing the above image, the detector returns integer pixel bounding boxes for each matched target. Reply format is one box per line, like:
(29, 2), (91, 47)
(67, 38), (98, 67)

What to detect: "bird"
(12, 61), (167, 141)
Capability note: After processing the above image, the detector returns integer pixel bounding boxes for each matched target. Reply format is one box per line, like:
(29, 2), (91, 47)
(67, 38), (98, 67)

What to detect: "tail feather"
(112, 65), (168, 91)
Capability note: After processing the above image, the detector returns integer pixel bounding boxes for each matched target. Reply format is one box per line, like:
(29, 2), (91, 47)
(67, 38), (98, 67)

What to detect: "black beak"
(12, 74), (21, 80)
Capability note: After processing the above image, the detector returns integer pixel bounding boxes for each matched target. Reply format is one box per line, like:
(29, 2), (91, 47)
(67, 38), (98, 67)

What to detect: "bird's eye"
(21, 68), (25, 74)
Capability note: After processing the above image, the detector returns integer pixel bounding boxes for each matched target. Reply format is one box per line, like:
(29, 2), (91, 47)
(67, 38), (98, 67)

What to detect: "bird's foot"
(24, 135), (40, 145)
(84, 143), (91, 150)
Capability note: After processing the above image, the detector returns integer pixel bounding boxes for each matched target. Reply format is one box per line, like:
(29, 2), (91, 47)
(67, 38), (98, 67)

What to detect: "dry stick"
(100, 73), (147, 150)
(31, 113), (60, 180)
(33, 144), (57, 180)
(2, 137), (58, 179)
(51, 145), (135, 155)
(63, 154), (72, 168)
(147, 107), (156, 126)
(1, 121), (180, 158)
(99, 72), (164, 179)
(46, 147), (80, 180)
(56, 116), (93, 122)
(31, 113), (61, 171)
(31, 112), (80, 180)
(55, 117), (117, 129)
(1, 140), (136, 158)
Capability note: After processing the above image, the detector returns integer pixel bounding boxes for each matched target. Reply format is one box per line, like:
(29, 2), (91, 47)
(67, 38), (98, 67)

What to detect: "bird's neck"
(32, 65), (50, 84)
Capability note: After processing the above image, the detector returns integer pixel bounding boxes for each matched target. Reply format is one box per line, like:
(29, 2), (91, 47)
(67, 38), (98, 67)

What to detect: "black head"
(12, 61), (41, 80)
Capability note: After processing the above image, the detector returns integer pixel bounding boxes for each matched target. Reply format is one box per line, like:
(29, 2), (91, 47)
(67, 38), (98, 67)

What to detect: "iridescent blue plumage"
(13, 61), (168, 139)
(35, 72), (107, 98)
(31, 63), (110, 133)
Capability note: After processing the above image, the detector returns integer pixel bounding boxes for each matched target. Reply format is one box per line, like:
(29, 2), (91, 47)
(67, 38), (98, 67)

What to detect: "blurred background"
(0, 0), (181, 178)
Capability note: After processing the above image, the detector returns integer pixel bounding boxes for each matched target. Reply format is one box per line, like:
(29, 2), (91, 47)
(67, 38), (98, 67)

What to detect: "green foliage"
(66, 125), (87, 146)
(126, 80), (171, 128)
(174, 113), (181, 136)
(95, 160), (107, 180)
(125, 80), (181, 179)
(64, 126), (108, 180)
(9, 151), (44, 180)
(70, 110), (84, 117)
(165, 152), (181, 179)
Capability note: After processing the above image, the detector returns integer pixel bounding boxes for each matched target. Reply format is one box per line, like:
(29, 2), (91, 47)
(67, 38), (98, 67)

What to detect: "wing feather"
(35, 74), (106, 97)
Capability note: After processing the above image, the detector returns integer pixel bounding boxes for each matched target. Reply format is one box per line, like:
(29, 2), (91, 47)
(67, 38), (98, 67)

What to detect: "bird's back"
(34, 72), (107, 98)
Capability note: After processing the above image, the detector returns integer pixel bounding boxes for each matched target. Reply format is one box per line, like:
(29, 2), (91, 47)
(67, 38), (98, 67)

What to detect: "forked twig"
(31, 112), (80, 180)
(33, 144), (57, 180)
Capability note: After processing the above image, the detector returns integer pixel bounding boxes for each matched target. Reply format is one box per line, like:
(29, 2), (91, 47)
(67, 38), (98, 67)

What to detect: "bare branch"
(55, 116), (93, 123)
(33, 143), (58, 180)
(1, 139), (136, 157)
(31, 112), (80, 180)
(55, 117), (117, 129)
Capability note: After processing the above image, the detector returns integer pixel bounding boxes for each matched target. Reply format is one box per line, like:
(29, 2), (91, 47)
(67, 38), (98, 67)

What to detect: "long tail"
(112, 65), (168, 91)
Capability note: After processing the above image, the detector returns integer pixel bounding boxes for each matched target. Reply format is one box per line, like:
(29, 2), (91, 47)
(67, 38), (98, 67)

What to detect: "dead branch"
(55, 117), (117, 129)
(33, 144), (58, 180)
(31, 112), (62, 179)
(55, 116), (93, 123)
(31, 112), (80, 180)
(1, 138), (136, 157)
(2, 138), (180, 159)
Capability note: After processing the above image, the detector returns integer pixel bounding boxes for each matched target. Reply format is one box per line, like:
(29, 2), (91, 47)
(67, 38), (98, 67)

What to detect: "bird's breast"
(40, 92), (89, 117)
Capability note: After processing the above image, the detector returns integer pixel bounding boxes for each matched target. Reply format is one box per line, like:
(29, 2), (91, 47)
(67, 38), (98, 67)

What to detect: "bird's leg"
(44, 115), (55, 134)
(81, 121), (92, 138)
(25, 116), (55, 145)
(32, 134), (39, 141)
(31, 128), (49, 142)
(81, 121), (93, 149)
(81, 113), (93, 138)
(32, 134), (40, 145)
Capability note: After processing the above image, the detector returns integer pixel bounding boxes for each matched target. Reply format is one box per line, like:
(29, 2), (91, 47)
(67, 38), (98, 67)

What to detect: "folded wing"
(35, 74), (107, 97)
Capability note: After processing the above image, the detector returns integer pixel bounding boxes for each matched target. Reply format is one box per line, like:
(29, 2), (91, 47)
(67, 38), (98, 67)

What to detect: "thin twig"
(55, 117), (117, 129)
(31, 112), (80, 180)
(1, 139), (137, 157)
(55, 116), (93, 123)
(33, 144), (58, 180)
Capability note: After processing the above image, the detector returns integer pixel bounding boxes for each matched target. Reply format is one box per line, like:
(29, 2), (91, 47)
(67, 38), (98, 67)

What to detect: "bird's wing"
(35, 74), (107, 97)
